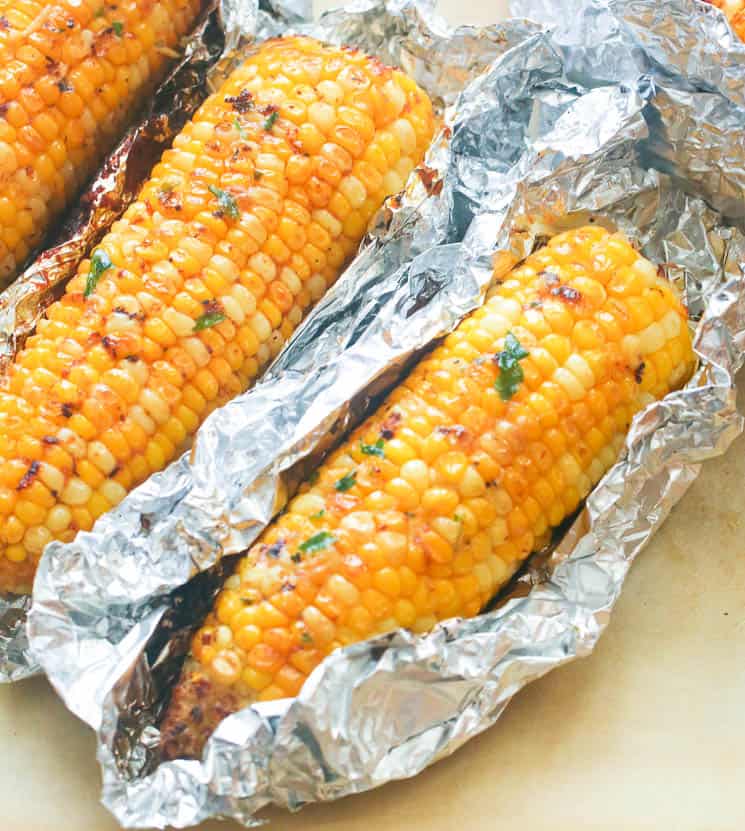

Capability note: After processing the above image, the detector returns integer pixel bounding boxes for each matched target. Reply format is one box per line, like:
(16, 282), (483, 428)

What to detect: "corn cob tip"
(159, 225), (696, 760)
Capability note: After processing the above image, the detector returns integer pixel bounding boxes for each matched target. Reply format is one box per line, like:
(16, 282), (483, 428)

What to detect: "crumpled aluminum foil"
(23, 0), (745, 827)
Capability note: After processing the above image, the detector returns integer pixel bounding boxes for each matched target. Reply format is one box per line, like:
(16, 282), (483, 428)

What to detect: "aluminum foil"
(22, 0), (745, 826)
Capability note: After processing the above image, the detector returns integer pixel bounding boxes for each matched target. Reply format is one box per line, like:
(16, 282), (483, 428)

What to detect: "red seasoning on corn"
(0, 36), (436, 593)
(0, 0), (204, 284)
(160, 226), (696, 760)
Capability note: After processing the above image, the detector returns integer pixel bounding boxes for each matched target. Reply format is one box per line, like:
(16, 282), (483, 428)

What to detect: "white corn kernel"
(163, 308), (196, 338)
(61, 478), (92, 506)
(102, 480), (128, 506)
(46, 505), (72, 533)
(87, 441), (117, 475)
(391, 118), (417, 154)
(339, 175), (367, 208)
(139, 388), (170, 424)
(565, 354), (594, 389)
(292, 493), (326, 516)
(554, 367), (585, 401)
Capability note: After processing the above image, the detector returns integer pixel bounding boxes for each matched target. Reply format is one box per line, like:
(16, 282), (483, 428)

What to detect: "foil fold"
(23, 0), (745, 827)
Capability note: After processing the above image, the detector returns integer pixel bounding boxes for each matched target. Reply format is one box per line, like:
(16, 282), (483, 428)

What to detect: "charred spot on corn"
(208, 185), (240, 220)
(298, 531), (336, 554)
(225, 90), (254, 113)
(84, 249), (112, 297)
(494, 332), (529, 401)
(634, 361), (646, 383)
(360, 438), (385, 458)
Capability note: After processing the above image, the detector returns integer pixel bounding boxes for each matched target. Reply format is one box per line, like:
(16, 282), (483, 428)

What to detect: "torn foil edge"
(24, 0), (745, 827)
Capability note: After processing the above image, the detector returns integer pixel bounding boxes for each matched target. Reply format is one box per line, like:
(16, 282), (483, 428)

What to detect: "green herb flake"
(360, 438), (385, 458)
(233, 117), (246, 139)
(263, 110), (279, 131)
(208, 184), (240, 219)
(298, 531), (336, 554)
(290, 552), (302, 563)
(494, 332), (529, 401)
(193, 310), (226, 331)
(84, 249), (112, 297)
(334, 471), (356, 492)
(308, 470), (320, 485)
(310, 509), (325, 520)
(300, 631), (313, 644)
(111, 20), (123, 36)
(94, 6), (106, 17)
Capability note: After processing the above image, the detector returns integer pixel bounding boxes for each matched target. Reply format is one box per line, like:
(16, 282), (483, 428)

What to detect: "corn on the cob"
(0, 36), (436, 593)
(0, 0), (204, 284)
(160, 225), (696, 760)
(704, 0), (745, 40)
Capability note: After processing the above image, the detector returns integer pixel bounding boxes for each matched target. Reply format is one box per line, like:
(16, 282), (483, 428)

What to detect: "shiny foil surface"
(21, 0), (745, 827)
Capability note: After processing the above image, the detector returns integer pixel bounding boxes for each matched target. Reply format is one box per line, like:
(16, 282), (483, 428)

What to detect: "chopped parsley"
(310, 509), (325, 520)
(334, 471), (356, 492)
(193, 310), (226, 331)
(290, 552), (302, 563)
(308, 470), (320, 485)
(300, 631), (313, 644)
(111, 20), (123, 36)
(494, 332), (529, 401)
(84, 249), (112, 297)
(208, 184), (239, 219)
(298, 531), (336, 554)
(233, 117), (246, 139)
(360, 438), (385, 458)
(263, 110), (279, 131)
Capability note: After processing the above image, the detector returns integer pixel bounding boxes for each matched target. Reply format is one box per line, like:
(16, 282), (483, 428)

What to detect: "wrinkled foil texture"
(0, 0), (313, 681)
(22, 0), (745, 827)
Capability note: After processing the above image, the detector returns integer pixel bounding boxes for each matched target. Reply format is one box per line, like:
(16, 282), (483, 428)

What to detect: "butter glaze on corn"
(0, 36), (436, 592)
(160, 226), (696, 760)
(0, 0), (203, 283)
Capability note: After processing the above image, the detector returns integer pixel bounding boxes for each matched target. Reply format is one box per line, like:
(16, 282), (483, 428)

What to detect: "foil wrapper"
(22, 0), (745, 826)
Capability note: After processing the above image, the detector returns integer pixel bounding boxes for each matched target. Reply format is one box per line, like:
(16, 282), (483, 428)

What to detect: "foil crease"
(23, 0), (745, 827)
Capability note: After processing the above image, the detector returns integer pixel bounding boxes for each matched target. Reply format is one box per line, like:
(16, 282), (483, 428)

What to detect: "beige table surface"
(3, 0), (745, 828)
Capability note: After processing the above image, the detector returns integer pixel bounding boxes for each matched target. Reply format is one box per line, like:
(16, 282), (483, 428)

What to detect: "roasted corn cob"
(704, 0), (745, 40)
(0, 36), (436, 593)
(160, 226), (696, 760)
(0, 0), (203, 284)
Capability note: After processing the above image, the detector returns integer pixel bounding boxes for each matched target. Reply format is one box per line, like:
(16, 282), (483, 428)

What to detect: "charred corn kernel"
(0, 0), (203, 285)
(0, 37), (435, 594)
(160, 227), (696, 760)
